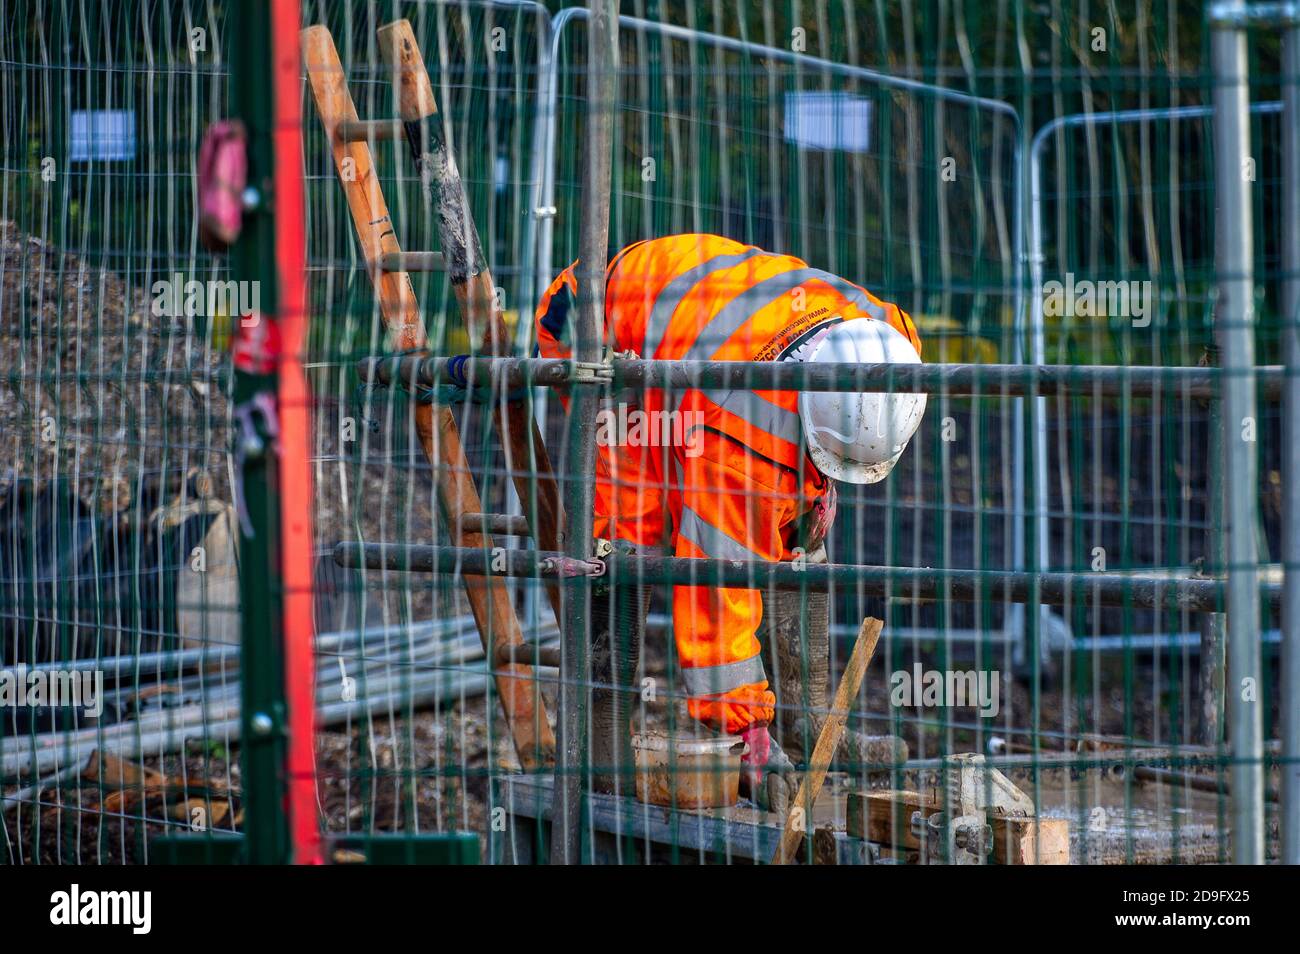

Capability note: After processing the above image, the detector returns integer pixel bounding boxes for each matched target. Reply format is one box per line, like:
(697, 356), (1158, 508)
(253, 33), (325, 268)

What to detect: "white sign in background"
(783, 92), (873, 153)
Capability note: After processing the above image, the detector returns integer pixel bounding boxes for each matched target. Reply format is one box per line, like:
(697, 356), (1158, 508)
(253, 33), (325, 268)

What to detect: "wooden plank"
(379, 251), (445, 272)
(846, 789), (940, 850)
(462, 512), (532, 537)
(991, 816), (1070, 865)
(771, 617), (884, 864)
(301, 25), (554, 770)
(376, 19), (566, 623)
(849, 792), (1069, 864)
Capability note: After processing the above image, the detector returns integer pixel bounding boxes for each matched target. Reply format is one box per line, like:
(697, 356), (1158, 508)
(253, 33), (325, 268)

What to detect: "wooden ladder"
(302, 18), (565, 771)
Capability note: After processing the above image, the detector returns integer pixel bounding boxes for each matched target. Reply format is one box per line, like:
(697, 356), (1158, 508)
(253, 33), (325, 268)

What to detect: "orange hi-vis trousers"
(534, 234), (921, 735)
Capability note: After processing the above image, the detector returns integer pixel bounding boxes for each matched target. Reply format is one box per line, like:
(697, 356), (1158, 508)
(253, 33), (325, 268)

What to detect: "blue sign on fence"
(69, 109), (136, 162)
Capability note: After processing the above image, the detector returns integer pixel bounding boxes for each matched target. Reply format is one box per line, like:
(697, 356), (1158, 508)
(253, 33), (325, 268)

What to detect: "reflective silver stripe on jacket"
(696, 388), (802, 445)
(685, 267), (884, 360)
(680, 654), (768, 696)
(678, 506), (767, 563)
(809, 269), (888, 321)
(643, 253), (884, 359)
(683, 267), (817, 359)
(660, 266), (812, 452)
(645, 256), (878, 456)
(641, 248), (768, 358)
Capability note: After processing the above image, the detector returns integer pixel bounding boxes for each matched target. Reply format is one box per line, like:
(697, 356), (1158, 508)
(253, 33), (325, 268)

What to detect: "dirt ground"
(296, 635), (1273, 861)
(5, 629), (1274, 868)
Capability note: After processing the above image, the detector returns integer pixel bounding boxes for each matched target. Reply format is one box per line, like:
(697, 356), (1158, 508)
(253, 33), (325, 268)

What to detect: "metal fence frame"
(1026, 100), (1285, 658)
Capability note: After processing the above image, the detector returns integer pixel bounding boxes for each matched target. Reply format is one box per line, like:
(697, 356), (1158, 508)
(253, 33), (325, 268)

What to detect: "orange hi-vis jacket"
(534, 234), (921, 736)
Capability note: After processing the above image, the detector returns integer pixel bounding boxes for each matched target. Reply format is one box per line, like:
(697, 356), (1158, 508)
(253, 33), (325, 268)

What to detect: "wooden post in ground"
(771, 617), (884, 865)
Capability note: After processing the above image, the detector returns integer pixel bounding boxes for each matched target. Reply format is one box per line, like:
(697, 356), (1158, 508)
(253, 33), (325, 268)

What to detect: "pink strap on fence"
(197, 119), (248, 251)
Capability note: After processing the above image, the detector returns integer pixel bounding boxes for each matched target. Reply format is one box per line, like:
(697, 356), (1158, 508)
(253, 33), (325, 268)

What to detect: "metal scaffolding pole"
(335, 542), (1286, 614)
(550, 0), (617, 867)
(1211, 0), (1264, 864)
(1281, 17), (1300, 866)
(360, 354), (1285, 399)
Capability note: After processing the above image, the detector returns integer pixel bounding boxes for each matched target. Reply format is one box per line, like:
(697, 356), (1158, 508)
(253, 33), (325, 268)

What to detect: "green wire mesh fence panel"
(2, 0), (1292, 866)
(1029, 98), (1289, 862)
(1, 0), (243, 863)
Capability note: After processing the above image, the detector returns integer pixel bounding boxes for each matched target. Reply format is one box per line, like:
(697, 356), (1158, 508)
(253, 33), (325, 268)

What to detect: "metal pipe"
(1, 617), (539, 783)
(1, 667), (498, 782)
(546, 9), (1021, 121)
(647, 612), (1293, 655)
(516, 0), (556, 356)
(359, 353), (1285, 398)
(1012, 96), (1033, 674)
(493, 4), (556, 624)
(550, 0), (617, 868)
(1133, 765), (1280, 804)
(1212, 2), (1265, 864)
(1280, 20), (1300, 865)
(897, 744), (1280, 773)
(581, 556), (1264, 613)
(333, 541), (601, 578)
(18, 645), (240, 677)
(334, 542), (1290, 613)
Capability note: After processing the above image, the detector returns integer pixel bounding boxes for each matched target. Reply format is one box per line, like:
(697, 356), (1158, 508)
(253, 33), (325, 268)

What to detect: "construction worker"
(534, 233), (925, 808)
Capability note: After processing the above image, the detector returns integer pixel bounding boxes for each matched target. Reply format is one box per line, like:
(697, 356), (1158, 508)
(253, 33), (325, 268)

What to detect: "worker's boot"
(762, 544), (908, 774)
(588, 540), (650, 797)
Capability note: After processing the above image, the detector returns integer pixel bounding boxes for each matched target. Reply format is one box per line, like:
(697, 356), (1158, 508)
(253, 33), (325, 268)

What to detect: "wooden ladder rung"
(461, 512), (531, 537)
(380, 251), (445, 272)
(335, 118), (404, 142)
(496, 642), (561, 668)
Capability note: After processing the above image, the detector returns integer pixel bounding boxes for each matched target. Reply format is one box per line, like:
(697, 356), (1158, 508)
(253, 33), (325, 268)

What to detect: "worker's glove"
(802, 484), (837, 552)
(738, 723), (801, 815)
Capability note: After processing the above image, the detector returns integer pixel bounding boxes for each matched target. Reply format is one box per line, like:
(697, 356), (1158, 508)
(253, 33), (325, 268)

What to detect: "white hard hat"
(796, 319), (927, 484)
